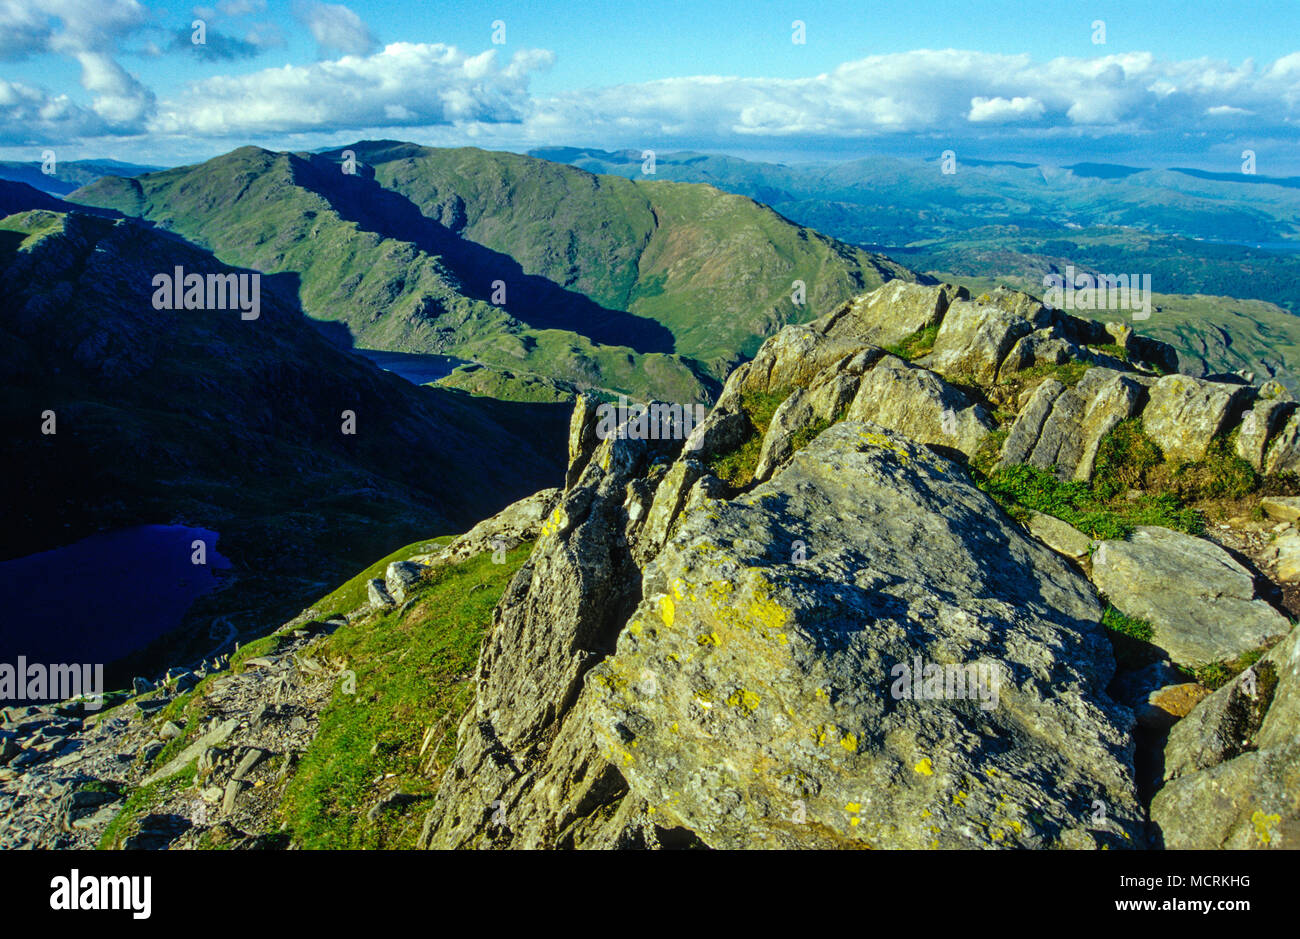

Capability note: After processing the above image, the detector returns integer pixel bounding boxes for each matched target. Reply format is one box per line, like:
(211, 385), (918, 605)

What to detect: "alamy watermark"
(889, 656), (1002, 711)
(594, 396), (708, 448)
(1, 657), (104, 711)
(1042, 265), (1152, 320)
(151, 266), (260, 320)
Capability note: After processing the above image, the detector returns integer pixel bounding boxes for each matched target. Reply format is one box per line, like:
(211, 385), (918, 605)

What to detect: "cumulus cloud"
(517, 50), (1300, 147)
(0, 78), (115, 145)
(0, 0), (53, 62)
(293, 1), (377, 57)
(151, 43), (554, 135)
(6, 34), (1300, 164)
(968, 95), (1046, 123)
(0, 0), (154, 139)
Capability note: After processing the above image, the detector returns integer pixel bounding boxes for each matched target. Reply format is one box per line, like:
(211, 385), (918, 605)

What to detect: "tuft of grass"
(706, 386), (793, 489)
(971, 428), (1010, 477)
(1159, 435), (1259, 503)
(883, 323), (940, 361)
(1190, 648), (1270, 692)
(98, 766), (196, 850)
(1092, 419), (1163, 499)
(980, 420), (1267, 542)
(276, 541), (533, 849)
(979, 462), (1203, 540)
(1100, 603), (1160, 671)
(1090, 342), (1130, 362)
(1023, 359), (1091, 388)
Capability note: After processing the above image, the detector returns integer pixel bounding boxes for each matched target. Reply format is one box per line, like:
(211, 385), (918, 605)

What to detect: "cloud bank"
(0, 0), (1296, 166)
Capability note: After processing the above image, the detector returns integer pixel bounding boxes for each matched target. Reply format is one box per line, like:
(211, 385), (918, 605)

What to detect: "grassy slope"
(279, 541), (532, 848)
(69, 148), (709, 402)
(100, 538), (530, 850)
(368, 145), (912, 370)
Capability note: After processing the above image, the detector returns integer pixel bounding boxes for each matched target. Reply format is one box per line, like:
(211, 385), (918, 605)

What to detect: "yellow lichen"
(914, 758), (934, 776)
(726, 688), (760, 712)
(1251, 810), (1281, 845)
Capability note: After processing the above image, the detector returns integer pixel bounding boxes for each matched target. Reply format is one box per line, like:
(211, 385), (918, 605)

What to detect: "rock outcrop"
(1150, 626), (1298, 848)
(997, 368), (1144, 480)
(1142, 374), (1251, 463)
(414, 278), (1300, 851)
(1091, 527), (1290, 669)
(583, 424), (1141, 848)
(418, 370), (1148, 847)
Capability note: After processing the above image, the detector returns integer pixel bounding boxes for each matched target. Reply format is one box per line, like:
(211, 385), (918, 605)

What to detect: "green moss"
(979, 462), (1203, 540)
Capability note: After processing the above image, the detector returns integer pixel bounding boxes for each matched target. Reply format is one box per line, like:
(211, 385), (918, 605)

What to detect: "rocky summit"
(5, 280), (1297, 851)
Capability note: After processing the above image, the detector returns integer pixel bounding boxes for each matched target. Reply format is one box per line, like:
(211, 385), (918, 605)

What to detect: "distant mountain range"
(0, 159), (164, 197)
(530, 146), (1300, 388)
(529, 147), (1300, 246)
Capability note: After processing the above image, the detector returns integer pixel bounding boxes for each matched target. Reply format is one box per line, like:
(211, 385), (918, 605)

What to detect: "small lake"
(0, 525), (231, 671)
(354, 349), (467, 385)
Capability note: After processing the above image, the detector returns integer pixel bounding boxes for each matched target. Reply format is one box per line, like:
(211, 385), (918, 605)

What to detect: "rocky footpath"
(0, 621), (339, 849)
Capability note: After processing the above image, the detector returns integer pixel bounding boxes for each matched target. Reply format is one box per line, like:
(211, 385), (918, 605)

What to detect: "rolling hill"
(68, 143), (913, 403)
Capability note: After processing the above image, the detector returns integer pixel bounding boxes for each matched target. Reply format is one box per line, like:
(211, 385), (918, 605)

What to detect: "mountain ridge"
(68, 142), (914, 402)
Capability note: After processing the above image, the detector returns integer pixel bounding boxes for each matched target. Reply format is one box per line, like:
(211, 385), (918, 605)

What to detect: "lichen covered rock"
(583, 423), (1142, 848)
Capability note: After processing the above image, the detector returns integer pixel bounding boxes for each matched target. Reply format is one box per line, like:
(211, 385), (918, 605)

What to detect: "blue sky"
(2, 0), (1299, 170)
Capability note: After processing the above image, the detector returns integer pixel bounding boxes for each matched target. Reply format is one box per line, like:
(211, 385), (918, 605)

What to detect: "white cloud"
(293, 0), (377, 57)
(0, 78), (114, 145)
(1205, 105), (1252, 117)
(505, 49), (1300, 152)
(5, 36), (1300, 164)
(151, 43), (554, 135)
(0, 0), (153, 140)
(0, 0), (53, 61)
(217, 0), (267, 15)
(968, 96), (1046, 123)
